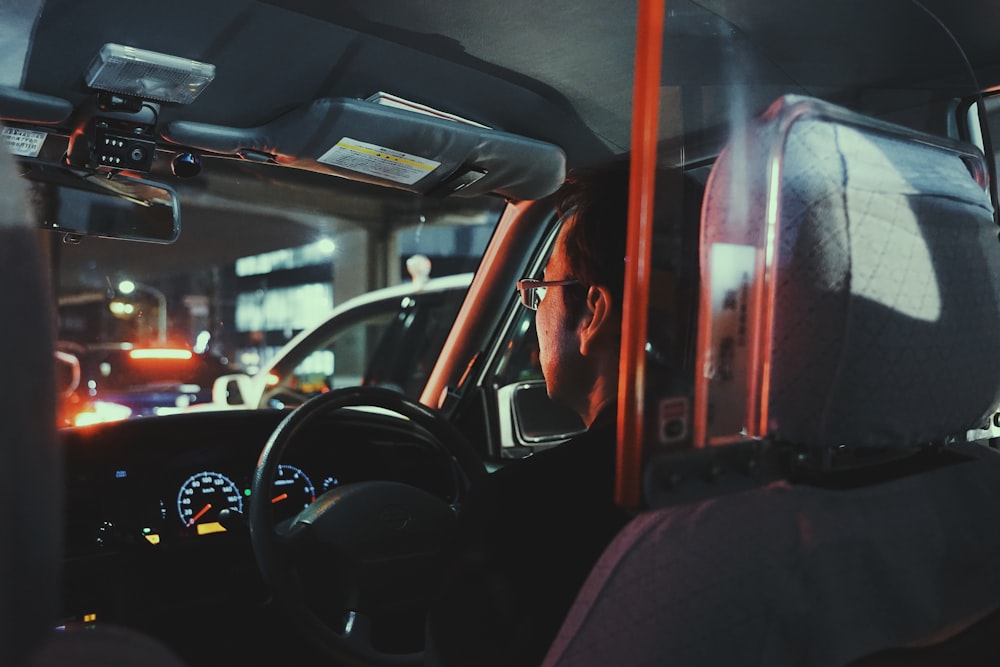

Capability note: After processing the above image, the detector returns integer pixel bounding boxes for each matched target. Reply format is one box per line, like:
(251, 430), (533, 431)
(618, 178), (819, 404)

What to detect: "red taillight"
(129, 348), (193, 360)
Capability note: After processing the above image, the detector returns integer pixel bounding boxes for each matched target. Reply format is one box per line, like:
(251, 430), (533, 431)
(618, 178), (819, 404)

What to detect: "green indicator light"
(142, 527), (151, 534)
(244, 488), (251, 497)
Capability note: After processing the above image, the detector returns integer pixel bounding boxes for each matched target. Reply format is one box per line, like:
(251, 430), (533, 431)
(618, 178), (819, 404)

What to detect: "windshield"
(52, 163), (503, 419)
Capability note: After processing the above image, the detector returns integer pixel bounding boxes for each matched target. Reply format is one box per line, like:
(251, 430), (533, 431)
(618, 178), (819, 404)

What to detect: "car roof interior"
(5, 0), (995, 324)
(6, 1), (1000, 665)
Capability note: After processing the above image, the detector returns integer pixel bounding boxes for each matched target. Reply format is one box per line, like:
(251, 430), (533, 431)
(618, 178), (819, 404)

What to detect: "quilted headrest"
(697, 95), (1000, 450)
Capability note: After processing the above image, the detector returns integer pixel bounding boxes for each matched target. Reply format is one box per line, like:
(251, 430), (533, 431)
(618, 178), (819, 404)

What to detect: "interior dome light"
(85, 43), (216, 104)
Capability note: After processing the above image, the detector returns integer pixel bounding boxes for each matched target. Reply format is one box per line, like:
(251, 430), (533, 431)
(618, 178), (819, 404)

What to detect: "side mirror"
(19, 160), (180, 243)
(497, 380), (585, 456)
(211, 373), (253, 407)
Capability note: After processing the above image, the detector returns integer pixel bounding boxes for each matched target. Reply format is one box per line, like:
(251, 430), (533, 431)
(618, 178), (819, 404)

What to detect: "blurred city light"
(117, 279), (167, 343)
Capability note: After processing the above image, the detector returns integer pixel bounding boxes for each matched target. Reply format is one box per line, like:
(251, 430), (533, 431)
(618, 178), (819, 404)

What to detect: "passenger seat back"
(544, 95), (1000, 667)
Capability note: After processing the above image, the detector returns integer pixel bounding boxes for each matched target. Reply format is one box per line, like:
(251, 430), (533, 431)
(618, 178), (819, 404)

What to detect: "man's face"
(536, 224), (587, 410)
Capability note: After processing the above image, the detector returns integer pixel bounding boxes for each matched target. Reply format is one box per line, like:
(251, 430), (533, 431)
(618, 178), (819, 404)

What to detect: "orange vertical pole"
(616, 0), (665, 510)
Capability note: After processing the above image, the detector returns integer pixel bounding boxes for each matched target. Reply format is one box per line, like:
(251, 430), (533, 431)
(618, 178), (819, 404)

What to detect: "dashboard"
(56, 408), (458, 664)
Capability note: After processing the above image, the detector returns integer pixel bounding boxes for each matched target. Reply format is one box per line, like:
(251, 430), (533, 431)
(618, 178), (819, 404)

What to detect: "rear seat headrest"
(698, 95), (1000, 450)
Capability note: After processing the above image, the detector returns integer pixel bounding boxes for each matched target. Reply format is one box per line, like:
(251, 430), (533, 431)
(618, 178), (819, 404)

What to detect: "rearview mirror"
(19, 160), (180, 243)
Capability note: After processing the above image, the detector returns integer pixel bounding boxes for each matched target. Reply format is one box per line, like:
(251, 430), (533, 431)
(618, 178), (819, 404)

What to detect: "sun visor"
(0, 86), (73, 125)
(160, 97), (566, 201)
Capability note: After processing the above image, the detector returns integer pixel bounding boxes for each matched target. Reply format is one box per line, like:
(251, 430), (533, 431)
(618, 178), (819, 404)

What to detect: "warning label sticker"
(2, 126), (46, 157)
(318, 138), (440, 185)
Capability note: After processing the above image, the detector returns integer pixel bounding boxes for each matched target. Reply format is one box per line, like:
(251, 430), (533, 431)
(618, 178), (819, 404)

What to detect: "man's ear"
(579, 285), (616, 356)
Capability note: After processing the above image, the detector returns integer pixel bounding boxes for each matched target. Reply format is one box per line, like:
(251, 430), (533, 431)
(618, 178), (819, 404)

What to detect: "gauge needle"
(271, 492), (288, 504)
(187, 503), (212, 526)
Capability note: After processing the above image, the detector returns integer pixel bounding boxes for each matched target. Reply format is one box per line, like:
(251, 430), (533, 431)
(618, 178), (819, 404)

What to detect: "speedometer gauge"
(270, 464), (316, 522)
(177, 471), (243, 528)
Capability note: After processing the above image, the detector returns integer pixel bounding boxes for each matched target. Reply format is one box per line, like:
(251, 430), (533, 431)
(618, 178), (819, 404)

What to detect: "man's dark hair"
(554, 161), (631, 320)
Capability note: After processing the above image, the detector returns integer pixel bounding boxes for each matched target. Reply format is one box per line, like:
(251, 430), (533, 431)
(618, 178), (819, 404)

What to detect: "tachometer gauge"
(177, 471), (243, 529)
(270, 464), (316, 522)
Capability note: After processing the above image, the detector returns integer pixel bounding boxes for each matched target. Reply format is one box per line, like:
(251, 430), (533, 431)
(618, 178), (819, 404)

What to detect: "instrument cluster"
(65, 456), (344, 553)
(175, 463), (342, 533)
(60, 411), (455, 557)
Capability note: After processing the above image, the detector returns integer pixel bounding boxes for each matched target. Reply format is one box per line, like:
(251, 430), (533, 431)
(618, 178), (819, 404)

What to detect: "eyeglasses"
(516, 278), (581, 310)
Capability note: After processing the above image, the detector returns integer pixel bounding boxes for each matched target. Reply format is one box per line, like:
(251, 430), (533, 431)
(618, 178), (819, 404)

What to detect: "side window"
(493, 310), (542, 386)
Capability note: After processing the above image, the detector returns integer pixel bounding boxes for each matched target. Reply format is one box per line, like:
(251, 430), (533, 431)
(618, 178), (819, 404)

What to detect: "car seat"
(0, 139), (189, 666)
(541, 95), (1000, 666)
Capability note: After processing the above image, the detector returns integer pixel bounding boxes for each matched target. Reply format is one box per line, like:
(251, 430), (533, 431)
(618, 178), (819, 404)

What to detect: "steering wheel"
(250, 386), (486, 666)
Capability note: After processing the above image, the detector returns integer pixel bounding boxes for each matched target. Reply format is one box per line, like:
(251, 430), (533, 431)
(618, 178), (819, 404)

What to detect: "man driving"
(427, 162), (643, 667)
